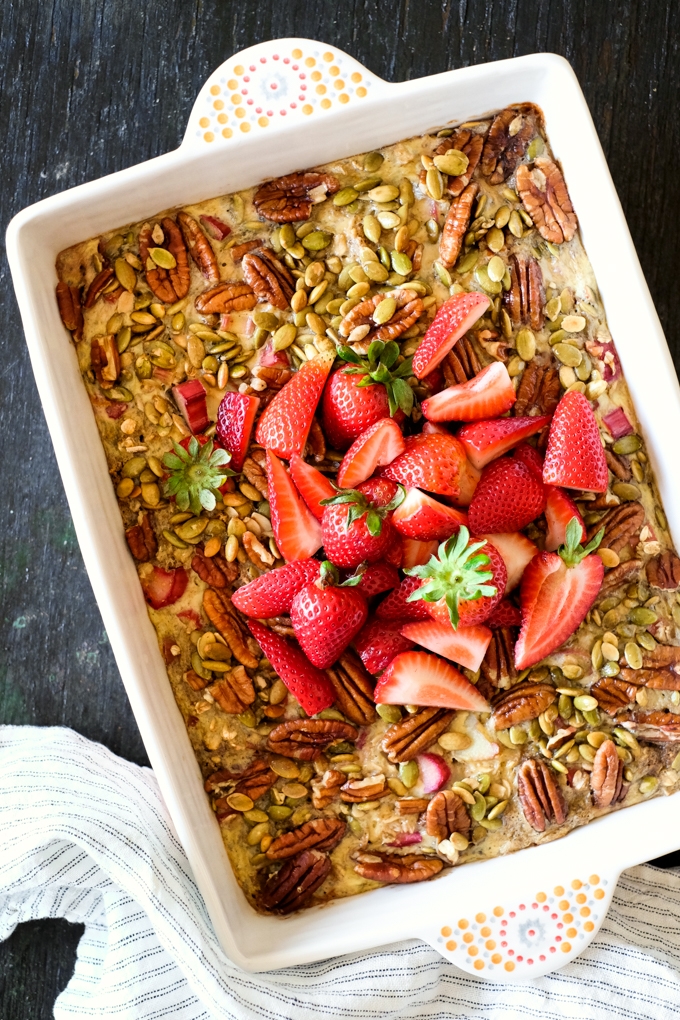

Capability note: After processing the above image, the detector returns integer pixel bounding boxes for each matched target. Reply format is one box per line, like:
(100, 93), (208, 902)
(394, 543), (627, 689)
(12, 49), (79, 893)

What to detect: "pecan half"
(642, 644), (680, 669)
(396, 797), (430, 815)
(56, 281), (84, 339)
(491, 680), (557, 730)
(439, 183), (478, 267)
(259, 848), (331, 913)
(192, 548), (231, 588)
(481, 105), (540, 184)
(325, 650), (376, 726)
(382, 708), (455, 763)
(605, 449), (632, 482)
(208, 665), (255, 714)
(206, 759), (276, 801)
(435, 129), (483, 196)
(252, 363), (292, 392)
(230, 239), (262, 261)
(139, 218), (190, 303)
(202, 588), (259, 668)
(311, 768), (345, 808)
(354, 851), (444, 884)
(516, 157), (577, 244)
(503, 255), (544, 332)
(426, 790), (470, 841)
(177, 211), (219, 283)
(513, 358), (561, 417)
(590, 739), (624, 807)
(597, 559), (642, 598)
(442, 335), (482, 386)
(242, 248), (295, 310)
(586, 502), (645, 553)
(517, 758), (567, 832)
(591, 675), (640, 715)
(185, 668), (208, 692)
(621, 667), (680, 691)
(125, 512), (157, 562)
(480, 628), (518, 688)
(340, 773), (389, 803)
(84, 266), (115, 308)
(253, 172), (339, 223)
(304, 419), (326, 463)
(90, 333), (120, 389)
(339, 289), (423, 343)
(241, 455), (269, 498)
(267, 719), (358, 761)
(266, 817), (346, 860)
(647, 551), (680, 590)
(194, 281), (257, 314)
(620, 710), (680, 742)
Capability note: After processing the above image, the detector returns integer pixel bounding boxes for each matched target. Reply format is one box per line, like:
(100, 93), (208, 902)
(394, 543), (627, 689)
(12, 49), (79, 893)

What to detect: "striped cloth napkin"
(2, 724), (680, 1020)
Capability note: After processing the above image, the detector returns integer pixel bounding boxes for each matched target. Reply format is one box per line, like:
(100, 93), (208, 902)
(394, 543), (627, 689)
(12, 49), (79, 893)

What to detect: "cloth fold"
(1, 724), (680, 1019)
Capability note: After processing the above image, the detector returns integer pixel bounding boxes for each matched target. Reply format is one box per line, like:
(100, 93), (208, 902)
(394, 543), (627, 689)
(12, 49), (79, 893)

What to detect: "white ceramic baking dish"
(8, 38), (680, 980)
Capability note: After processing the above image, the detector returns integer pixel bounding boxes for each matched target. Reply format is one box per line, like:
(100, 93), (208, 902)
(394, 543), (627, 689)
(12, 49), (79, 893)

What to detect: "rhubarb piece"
(173, 379), (210, 435)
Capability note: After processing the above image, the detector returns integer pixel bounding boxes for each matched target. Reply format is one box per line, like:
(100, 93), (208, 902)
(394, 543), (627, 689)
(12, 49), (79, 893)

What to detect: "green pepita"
(334, 187), (359, 206)
(391, 252), (412, 276)
(376, 704), (402, 724)
(486, 226), (505, 253)
(629, 607), (658, 626)
(474, 266), (502, 295)
(302, 231), (332, 251)
(364, 151), (385, 172)
(114, 257), (137, 291)
(573, 694), (598, 712)
(612, 482), (641, 502)
(149, 247), (176, 269)
(368, 184), (399, 203)
(639, 775), (659, 796)
(553, 342), (583, 368)
(272, 323), (297, 351)
(433, 149), (469, 176)
(456, 251), (478, 274)
(175, 517), (209, 542)
(373, 297), (397, 324)
(399, 760), (419, 788)
(508, 209), (523, 238)
(425, 167), (444, 201)
(527, 136), (545, 159)
(612, 434), (642, 455)
(487, 255), (506, 283)
(470, 792), (487, 822)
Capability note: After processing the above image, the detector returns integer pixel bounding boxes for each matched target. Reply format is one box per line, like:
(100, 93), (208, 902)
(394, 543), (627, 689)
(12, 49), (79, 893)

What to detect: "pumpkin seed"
(161, 529), (187, 549)
(131, 311), (157, 326)
(363, 261), (389, 283)
(302, 231), (332, 251)
(114, 257), (137, 291)
(355, 177), (383, 194)
(391, 252), (412, 276)
(271, 323), (296, 352)
(487, 799), (508, 821)
(116, 327), (132, 353)
(347, 281), (370, 300)
(575, 353), (592, 382)
(425, 218), (439, 241)
(147, 247), (175, 269)
(612, 434), (641, 455)
(527, 136), (545, 159)
(600, 661), (620, 678)
(399, 761), (419, 788)
(116, 477), (134, 498)
(370, 297), (395, 325)
(579, 743), (597, 763)
(512, 328), (535, 362)
(456, 251), (478, 274)
(486, 226), (505, 253)
(171, 312), (185, 332)
(562, 314), (586, 333)
(377, 211), (401, 229)
(376, 704), (401, 724)
(629, 607), (657, 626)
(425, 167), (444, 201)
(470, 792), (487, 821)
(377, 246), (391, 269)
(509, 725), (528, 745)
(176, 517), (208, 542)
(334, 187), (359, 206)
(487, 255), (506, 283)
(433, 149), (469, 176)
(573, 694), (598, 712)
(639, 775), (659, 796)
(553, 343), (583, 369)
(507, 356), (525, 377)
(270, 755), (300, 779)
(364, 151), (384, 172)
(612, 482), (641, 502)
(367, 184), (399, 203)
(362, 214), (381, 243)
(121, 456), (147, 478)
(225, 793), (253, 812)
(474, 266), (502, 295)
(508, 209), (523, 238)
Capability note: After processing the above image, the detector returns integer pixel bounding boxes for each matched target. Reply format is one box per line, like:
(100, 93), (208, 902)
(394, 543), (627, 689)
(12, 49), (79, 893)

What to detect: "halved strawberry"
(392, 487), (468, 541)
(374, 651), (490, 711)
(141, 566), (188, 610)
(266, 450), (323, 561)
(542, 391), (608, 492)
(457, 414), (552, 470)
(412, 292), (490, 378)
(255, 349), (334, 459)
(382, 432), (469, 501)
(401, 538), (439, 569)
(422, 421), (450, 435)
(401, 620), (492, 671)
(289, 454), (335, 521)
(484, 598), (522, 628)
(231, 559), (320, 617)
(544, 486), (587, 551)
(514, 518), (605, 669)
(337, 417), (405, 489)
(376, 576), (432, 622)
(422, 362), (516, 422)
(513, 441), (544, 479)
(351, 561), (400, 598)
(354, 617), (415, 674)
(468, 457), (546, 534)
(247, 620), (336, 715)
(481, 532), (539, 591)
(215, 391), (260, 471)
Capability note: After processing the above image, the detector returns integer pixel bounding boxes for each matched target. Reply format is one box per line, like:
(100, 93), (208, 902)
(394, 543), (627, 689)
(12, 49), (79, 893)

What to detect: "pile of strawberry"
(214, 292), (609, 719)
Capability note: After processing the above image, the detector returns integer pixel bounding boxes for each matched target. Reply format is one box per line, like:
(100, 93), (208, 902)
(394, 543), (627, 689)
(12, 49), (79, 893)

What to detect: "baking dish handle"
(182, 38), (389, 151)
(418, 865), (618, 979)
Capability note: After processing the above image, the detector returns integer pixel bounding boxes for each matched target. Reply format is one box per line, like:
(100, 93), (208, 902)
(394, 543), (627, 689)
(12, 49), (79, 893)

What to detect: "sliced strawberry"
(289, 454), (335, 521)
(255, 349), (334, 459)
(481, 532), (539, 591)
(374, 651), (490, 711)
(422, 362), (516, 422)
(351, 561), (400, 598)
(376, 576), (432, 622)
(457, 414), (552, 470)
(392, 487), (468, 541)
(412, 292), (490, 378)
(422, 421), (450, 435)
(484, 598), (522, 628)
(354, 618), (415, 675)
(141, 566), (188, 610)
(231, 559), (321, 617)
(544, 486), (587, 551)
(172, 379), (210, 435)
(266, 450), (323, 561)
(215, 391), (260, 471)
(513, 441), (544, 479)
(247, 620), (336, 715)
(514, 520), (605, 669)
(401, 538), (439, 569)
(401, 620), (492, 671)
(542, 391), (608, 492)
(382, 432), (469, 500)
(468, 457), (546, 534)
(337, 418), (405, 489)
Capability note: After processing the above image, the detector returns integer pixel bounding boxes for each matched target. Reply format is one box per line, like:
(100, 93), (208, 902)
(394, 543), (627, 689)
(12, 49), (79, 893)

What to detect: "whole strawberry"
(467, 456), (546, 534)
(320, 483), (404, 568)
(290, 561), (368, 669)
(322, 340), (413, 450)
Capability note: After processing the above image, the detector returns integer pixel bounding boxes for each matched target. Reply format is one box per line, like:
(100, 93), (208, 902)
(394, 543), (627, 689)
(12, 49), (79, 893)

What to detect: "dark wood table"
(1, 0), (678, 1014)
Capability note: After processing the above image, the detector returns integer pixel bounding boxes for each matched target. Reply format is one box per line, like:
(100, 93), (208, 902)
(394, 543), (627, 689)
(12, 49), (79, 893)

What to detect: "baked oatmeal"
(56, 103), (680, 915)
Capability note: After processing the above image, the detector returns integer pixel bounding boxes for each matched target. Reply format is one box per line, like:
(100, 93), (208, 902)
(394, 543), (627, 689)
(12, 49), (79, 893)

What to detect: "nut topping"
(442, 335), (482, 386)
(139, 218), (190, 303)
(241, 454), (269, 499)
(325, 650), (376, 726)
(56, 281), (83, 339)
(426, 789), (470, 842)
(605, 449), (632, 482)
(267, 719), (358, 761)
(491, 679), (556, 730)
(266, 818), (346, 860)
(590, 675), (640, 715)
(516, 156), (577, 244)
(646, 551), (680, 589)
(84, 266), (115, 309)
(191, 548), (235, 588)
(311, 768), (345, 808)
(354, 851), (444, 884)
(202, 589), (259, 669)
(481, 105), (540, 184)
(504, 254), (544, 332)
(439, 182), (478, 268)
(590, 739), (624, 807)
(597, 559), (642, 598)
(517, 758), (567, 832)
(90, 333), (120, 389)
(242, 248), (295, 310)
(253, 171), (339, 223)
(513, 357), (561, 418)
(208, 665), (255, 715)
(339, 290), (423, 344)
(194, 281), (257, 314)
(381, 707), (455, 763)
(480, 628), (518, 688)
(619, 711), (680, 742)
(177, 211), (219, 283)
(435, 129), (483, 196)
(340, 774), (389, 803)
(586, 502), (645, 553)
(125, 512), (157, 562)
(259, 848), (331, 913)
(641, 644), (680, 669)
(207, 759), (277, 820)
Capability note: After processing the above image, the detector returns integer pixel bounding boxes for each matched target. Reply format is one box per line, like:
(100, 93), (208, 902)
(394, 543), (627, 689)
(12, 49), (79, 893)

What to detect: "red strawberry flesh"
(247, 620), (336, 715)
(392, 487), (468, 541)
(215, 391), (260, 471)
(401, 619), (492, 671)
(141, 566), (188, 610)
(544, 486), (587, 551)
(458, 414), (552, 471)
(289, 454), (335, 521)
(422, 362), (516, 422)
(468, 458), (546, 534)
(337, 417), (405, 489)
(255, 350), (334, 459)
(542, 391), (608, 492)
(412, 292), (490, 379)
(374, 651), (490, 711)
(266, 450), (323, 561)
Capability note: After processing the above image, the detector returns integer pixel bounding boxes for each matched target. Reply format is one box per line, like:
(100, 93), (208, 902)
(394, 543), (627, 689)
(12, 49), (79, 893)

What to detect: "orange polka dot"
(561, 942), (572, 953)
(203, 132), (214, 142)
(305, 57), (316, 67)
(323, 51), (334, 61)
(231, 94), (242, 104)
(554, 886), (564, 896)
(491, 953), (502, 964)
(292, 48), (302, 59)
(590, 874), (600, 885)
(584, 921), (594, 932)
(258, 116), (269, 127)
(536, 892), (547, 903)
(580, 907), (591, 917)
(235, 107), (245, 118)
(311, 70), (322, 81)
(485, 940), (496, 950)
(334, 79), (345, 89)
(480, 927), (491, 937)
(356, 86), (367, 97)
(217, 113), (228, 124)
(468, 945), (478, 956)
(339, 93), (350, 104)
(566, 927), (577, 938)
(458, 919), (469, 929)
(441, 926), (452, 937)
(213, 100), (224, 110)
(493, 907), (504, 917)
(351, 71), (362, 82)
(559, 900), (569, 910)
(572, 880), (582, 890)
(210, 84), (220, 95)
(199, 117), (210, 128)
(576, 893), (587, 904)
(234, 64), (244, 75)
(239, 122), (250, 133)
(463, 932), (473, 944)
(474, 959), (485, 970)
(227, 79), (238, 90)
(222, 127), (233, 138)
(594, 889), (605, 900)
(302, 104), (313, 115)
(505, 961), (515, 972)
(563, 913), (573, 923)
(316, 84), (327, 95)
(320, 98), (331, 109)
(329, 66), (340, 75)
(446, 940), (457, 951)
(475, 913), (486, 923)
